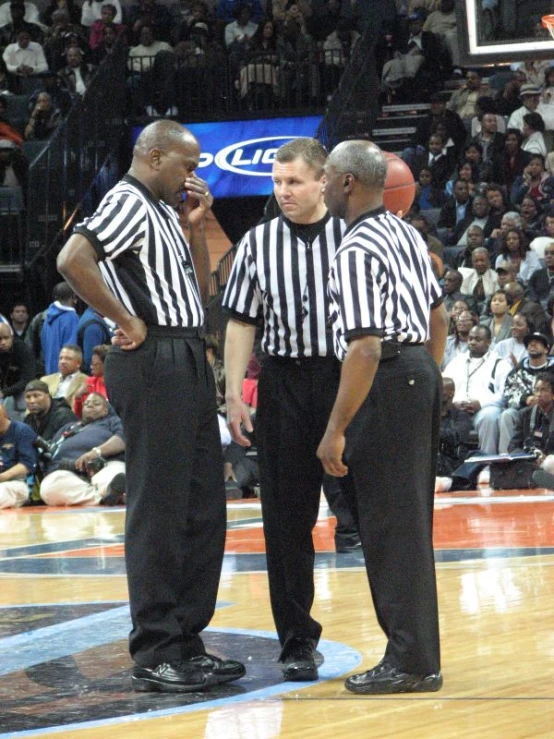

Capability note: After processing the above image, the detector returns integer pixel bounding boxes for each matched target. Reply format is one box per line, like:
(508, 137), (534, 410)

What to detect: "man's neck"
(529, 356), (548, 368)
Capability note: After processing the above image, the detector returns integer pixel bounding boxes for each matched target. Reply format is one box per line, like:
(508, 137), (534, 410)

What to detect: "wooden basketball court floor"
(2, 485), (554, 739)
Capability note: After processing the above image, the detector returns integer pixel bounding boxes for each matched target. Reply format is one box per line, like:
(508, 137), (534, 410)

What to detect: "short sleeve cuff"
(343, 327), (382, 342)
(73, 225), (106, 261)
(221, 307), (259, 326)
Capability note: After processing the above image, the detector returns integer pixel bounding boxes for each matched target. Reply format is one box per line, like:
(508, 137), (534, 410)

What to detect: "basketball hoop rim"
(542, 14), (554, 39)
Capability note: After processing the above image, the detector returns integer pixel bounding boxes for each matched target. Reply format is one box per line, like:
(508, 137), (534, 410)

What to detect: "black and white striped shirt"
(74, 175), (204, 328)
(328, 207), (443, 362)
(223, 213), (346, 358)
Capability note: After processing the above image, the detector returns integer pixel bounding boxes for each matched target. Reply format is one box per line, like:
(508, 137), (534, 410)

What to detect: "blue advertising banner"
(131, 115), (322, 197)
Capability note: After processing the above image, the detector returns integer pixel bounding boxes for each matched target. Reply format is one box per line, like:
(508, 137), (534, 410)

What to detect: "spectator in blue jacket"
(40, 281), (79, 375)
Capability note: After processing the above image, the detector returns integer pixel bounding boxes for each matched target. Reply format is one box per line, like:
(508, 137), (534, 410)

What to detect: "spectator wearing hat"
(24, 379), (76, 441)
(500, 336), (554, 452)
(507, 83), (543, 133)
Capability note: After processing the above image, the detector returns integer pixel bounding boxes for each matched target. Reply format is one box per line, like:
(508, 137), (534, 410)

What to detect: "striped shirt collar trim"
(344, 205), (387, 236)
(122, 173), (159, 207)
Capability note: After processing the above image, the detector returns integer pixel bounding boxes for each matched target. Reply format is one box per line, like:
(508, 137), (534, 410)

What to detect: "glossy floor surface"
(1, 486), (554, 739)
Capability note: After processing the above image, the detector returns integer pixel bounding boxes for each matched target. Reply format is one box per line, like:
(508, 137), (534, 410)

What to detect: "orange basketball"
(383, 151), (416, 216)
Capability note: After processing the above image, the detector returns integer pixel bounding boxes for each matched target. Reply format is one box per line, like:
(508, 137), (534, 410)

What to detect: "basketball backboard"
(456, 0), (554, 65)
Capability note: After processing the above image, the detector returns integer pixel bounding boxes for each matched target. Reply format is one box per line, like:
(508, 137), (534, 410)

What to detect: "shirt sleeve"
(222, 234), (262, 325)
(73, 191), (147, 262)
(14, 423), (38, 474)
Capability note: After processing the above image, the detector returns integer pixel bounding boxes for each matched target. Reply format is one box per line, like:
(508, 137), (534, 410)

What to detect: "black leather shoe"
(187, 653), (246, 683)
(345, 659), (443, 694)
(101, 473), (126, 506)
(533, 469), (554, 490)
(280, 638), (318, 681)
(335, 537), (362, 553)
(132, 661), (209, 693)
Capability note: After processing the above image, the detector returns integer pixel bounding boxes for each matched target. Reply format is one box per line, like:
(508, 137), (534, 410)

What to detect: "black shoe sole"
(132, 675), (209, 693)
(345, 673), (443, 694)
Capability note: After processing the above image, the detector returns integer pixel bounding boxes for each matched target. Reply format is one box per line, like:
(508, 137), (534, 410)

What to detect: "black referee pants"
(343, 345), (441, 675)
(105, 327), (226, 667)
(256, 355), (342, 652)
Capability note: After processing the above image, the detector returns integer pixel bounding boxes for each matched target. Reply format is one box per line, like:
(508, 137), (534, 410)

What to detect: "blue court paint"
(0, 623), (362, 739)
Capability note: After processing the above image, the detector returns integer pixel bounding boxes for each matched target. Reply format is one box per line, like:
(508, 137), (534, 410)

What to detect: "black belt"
(381, 340), (424, 361)
(147, 325), (205, 340)
(265, 354), (337, 366)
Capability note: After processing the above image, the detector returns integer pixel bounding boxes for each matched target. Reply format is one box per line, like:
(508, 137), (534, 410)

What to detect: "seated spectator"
(470, 96), (506, 138)
(455, 225), (487, 267)
(0, 0), (39, 28)
(414, 165), (446, 210)
(494, 227), (542, 284)
(495, 77), (522, 117)
(471, 111), (505, 164)
(0, 321), (35, 419)
(0, 1), (43, 47)
(522, 111), (548, 157)
(380, 10), (445, 102)
(0, 403), (36, 509)
(494, 311), (532, 367)
(507, 83), (543, 133)
(541, 66), (554, 105)
(57, 47), (95, 96)
(217, 0), (263, 24)
(487, 209), (523, 255)
(480, 288), (513, 345)
(495, 260), (520, 290)
(90, 22), (118, 65)
(459, 247), (499, 312)
(445, 160), (480, 199)
(39, 392), (125, 506)
(275, 16), (317, 106)
(519, 196), (544, 245)
(80, 0), (122, 27)
(511, 59), (550, 89)
(3, 29), (48, 91)
(402, 92), (467, 167)
(528, 241), (554, 307)
(437, 179), (472, 241)
(42, 10), (87, 72)
(443, 324), (511, 453)
(422, 0), (458, 68)
(24, 90), (60, 139)
(507, 372), (554, 472)
(483, 182), (510, 225)
(0, 95), (22, 146)
(408, 211), (444, 259)
(24, 378), (76, 440)
(88, 3), (125, 50)
(9, 301), (29, 339)
(272, 0), (312, 23)
(461, 141), (494, 185)
(504, 280), (551, 335)
(73, 343), (109, 417)
(435, 376), (474, 491)
(236, 17), (279, 103)
(442, 268), (473, 312)
(451, 195), (497, 248)
(224, 3), (258, 47)
(41, 344), (88, 407)
(410, 132), (454, 190)
(491, 128), (532, 192)
(127, 24), (173, 116)
(442, 308), (474, 368)
(446, 68), (484, 121)
(42, 0), (81, 26)
(127, 0), (172, 44)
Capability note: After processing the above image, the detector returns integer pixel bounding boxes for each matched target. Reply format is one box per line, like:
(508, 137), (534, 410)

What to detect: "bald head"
(134, 119), (197, 159)
(324, 140), (387, 222)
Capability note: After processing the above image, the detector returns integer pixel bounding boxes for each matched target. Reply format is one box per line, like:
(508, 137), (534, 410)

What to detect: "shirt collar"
(344, 205), (386, 236)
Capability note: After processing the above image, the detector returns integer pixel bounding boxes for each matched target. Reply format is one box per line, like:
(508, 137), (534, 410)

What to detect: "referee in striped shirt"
(57, 120), (245, 693)
(318, 140), (449, 694)
(223, 138), (354, 681)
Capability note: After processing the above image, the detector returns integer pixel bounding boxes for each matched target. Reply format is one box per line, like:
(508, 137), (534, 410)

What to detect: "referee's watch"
(92, 447), (102, 457)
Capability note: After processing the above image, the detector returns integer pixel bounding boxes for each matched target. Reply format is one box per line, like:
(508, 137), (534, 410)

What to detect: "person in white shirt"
(507, 83), (544, 133)
(224, 3), (257, 47)
(459, 247), (499, 311)
(2, 28), (47, 82)
(443, 324), (511, 453)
